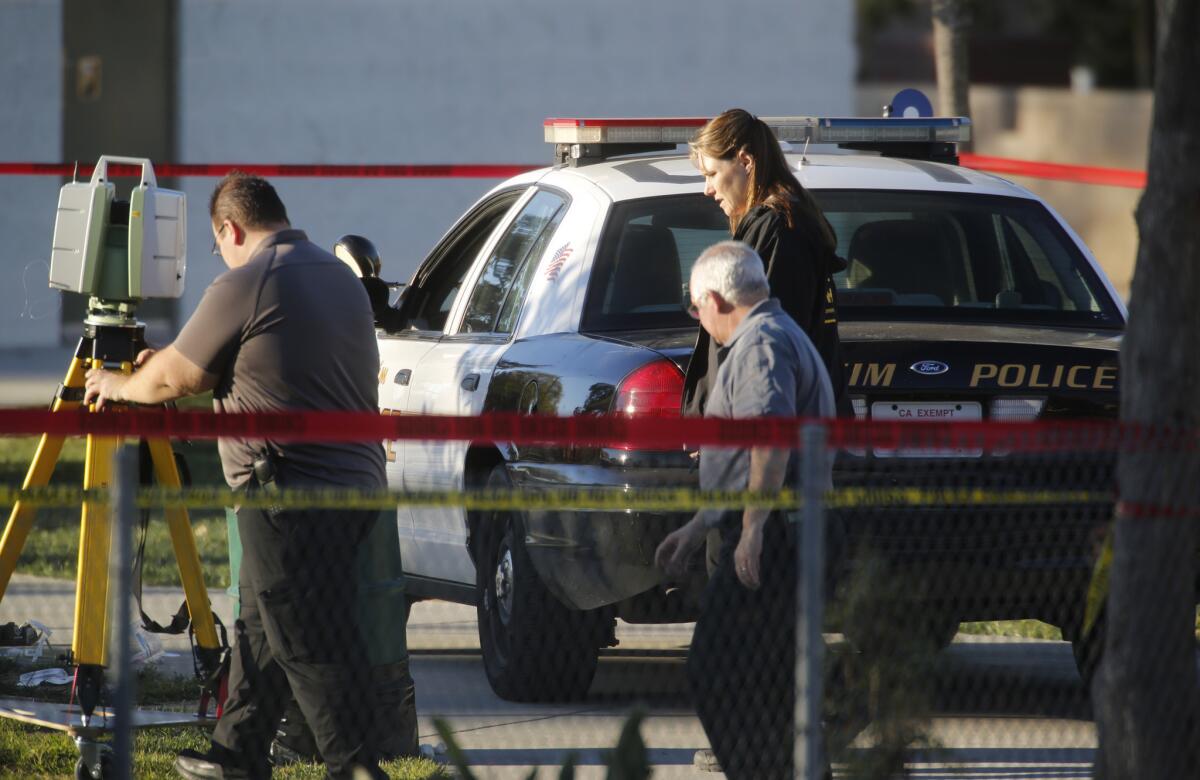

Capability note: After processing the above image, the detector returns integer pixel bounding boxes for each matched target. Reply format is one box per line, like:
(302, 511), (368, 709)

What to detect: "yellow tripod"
(0, 318), (221, 723)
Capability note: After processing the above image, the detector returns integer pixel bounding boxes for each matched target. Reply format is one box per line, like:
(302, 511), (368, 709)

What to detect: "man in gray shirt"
(86, 173), (387, 780)
(656, 240), (833, 779)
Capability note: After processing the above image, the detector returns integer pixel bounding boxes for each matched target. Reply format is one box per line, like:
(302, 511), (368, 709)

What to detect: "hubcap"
(494, 548), (514, 625)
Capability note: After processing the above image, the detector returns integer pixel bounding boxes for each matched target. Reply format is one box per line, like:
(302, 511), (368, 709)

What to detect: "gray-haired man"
(656, 240), (834, 779)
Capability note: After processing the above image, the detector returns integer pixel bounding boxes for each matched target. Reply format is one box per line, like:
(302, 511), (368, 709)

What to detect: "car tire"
(475, 464), (601, 702)
(923, 613), (961, 650)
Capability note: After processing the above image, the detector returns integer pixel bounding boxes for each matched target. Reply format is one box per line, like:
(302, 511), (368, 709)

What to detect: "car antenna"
(800, 136), (810, 167)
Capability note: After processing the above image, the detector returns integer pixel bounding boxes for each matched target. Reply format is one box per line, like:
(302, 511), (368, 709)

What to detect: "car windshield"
(582, 190), (1123, 332)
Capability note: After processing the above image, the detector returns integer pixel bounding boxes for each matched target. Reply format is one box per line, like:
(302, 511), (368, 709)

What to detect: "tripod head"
(49, 156), (187, 329)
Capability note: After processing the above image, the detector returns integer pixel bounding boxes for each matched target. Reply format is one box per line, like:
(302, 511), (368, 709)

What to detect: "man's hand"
(80, 345), (217, 409)
(84, 368), (130, 411)
(655, 515), (708, 578)
(733, 518), (766, 589)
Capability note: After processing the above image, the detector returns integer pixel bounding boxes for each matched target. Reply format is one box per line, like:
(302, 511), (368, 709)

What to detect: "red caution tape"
(1117, 500), (1200, 520)
(960, 153), (1146, 189)
(0, 156), (1145, 187)
(0, 408), (1192, 453)
(0, 162), (541, 179)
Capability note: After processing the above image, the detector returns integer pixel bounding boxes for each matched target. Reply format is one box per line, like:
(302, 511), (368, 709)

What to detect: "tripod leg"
(145, 438), (221, 651)
(0, 355), (88, 603)
(73, 431), (117, 670)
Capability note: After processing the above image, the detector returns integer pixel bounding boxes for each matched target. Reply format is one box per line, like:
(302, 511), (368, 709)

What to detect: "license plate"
(870, 401), (983, 457)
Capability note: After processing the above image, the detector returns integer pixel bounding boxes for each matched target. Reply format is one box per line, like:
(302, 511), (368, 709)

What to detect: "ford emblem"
(910, 360), (949, 376)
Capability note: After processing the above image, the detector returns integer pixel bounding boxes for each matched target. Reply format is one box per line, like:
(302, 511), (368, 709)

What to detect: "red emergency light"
(543, 117), (709, 146)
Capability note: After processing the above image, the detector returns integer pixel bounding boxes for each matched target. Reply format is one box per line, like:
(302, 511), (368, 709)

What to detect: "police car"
(362, 115), (1124, 701)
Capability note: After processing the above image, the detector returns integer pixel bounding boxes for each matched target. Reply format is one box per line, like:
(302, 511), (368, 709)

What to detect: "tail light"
(613, 359), (684, 418)
(990, 397), (1046, 422)
(610, 359), (684, 450)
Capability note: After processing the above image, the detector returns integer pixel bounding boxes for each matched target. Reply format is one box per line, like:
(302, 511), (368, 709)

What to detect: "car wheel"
(925, 613), (961, 650)
(475, 464), (601, 702)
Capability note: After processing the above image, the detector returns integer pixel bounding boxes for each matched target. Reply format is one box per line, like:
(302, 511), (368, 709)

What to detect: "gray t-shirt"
(175, 229), (385, 490)
(699, 297), (834, 527)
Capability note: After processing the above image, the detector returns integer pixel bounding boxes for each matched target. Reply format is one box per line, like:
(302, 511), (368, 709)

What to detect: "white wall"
(0, 0), (854, 345)
(0, 0), (63, 348)
(174, 0), (855, 318)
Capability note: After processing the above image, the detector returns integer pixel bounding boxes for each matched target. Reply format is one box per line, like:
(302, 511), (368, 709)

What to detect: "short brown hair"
(208, 171), (290, 230)
(691, 108), (835, 252)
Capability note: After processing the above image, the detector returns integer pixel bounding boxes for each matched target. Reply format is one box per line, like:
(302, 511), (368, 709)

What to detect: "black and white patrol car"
(358, 116), (1123, 701)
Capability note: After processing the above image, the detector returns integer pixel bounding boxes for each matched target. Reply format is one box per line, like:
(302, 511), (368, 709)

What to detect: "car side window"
(1002, 216), (1099, 311)
(460, 190), (567, 335)
(392, 190), (524, 333)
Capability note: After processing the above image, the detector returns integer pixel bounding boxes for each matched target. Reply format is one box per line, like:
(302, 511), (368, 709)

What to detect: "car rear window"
(821, 190), (1123, 327)
(581, 191), (1123, 332)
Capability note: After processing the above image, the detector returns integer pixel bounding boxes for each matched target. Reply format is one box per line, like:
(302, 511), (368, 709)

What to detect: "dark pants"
(211, 505), (382, 780)
(688, 514), (798, 780)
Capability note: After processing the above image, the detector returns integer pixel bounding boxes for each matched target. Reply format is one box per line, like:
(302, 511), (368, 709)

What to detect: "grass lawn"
(0, 659), (448, 779)
(0, 720), (449, 779)
(958, 619), (1062, 640)
(1, 393), (231, 589)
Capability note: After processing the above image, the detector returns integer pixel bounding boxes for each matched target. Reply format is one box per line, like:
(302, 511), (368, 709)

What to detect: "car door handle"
(461, 373), (480, 392)
(394, 369), (411, 386)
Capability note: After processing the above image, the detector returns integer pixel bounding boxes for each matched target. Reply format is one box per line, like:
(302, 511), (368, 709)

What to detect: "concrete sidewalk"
(0, 573), (694, 678)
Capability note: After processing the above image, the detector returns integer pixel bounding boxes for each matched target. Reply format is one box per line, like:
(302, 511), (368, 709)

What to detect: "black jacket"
(682, 202), (852, 417)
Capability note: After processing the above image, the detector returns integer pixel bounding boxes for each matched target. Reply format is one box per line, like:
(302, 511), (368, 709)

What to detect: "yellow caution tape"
(1084, 528), (1114, 634)
(1, 485), (1111, 511)
(829, 486), (1106, 510)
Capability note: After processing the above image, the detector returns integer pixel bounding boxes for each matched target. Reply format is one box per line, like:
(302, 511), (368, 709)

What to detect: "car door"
(378, 187), (529, 567)
(404, 188), (571, 583)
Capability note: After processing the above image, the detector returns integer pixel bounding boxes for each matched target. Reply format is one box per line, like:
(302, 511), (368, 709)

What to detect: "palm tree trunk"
(1096, 1), (1200, 777)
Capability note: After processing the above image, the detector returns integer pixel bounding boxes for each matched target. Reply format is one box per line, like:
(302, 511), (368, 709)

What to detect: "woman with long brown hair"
(683, 108), (850, 418)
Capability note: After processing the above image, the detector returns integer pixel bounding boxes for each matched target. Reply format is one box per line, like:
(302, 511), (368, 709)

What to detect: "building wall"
(0, 3), (1152, 352)
(0, 0), (854, 348)
(173, 0), (855, 322)
(0, 0), (64, 348)
(860, 83), (1151, 301)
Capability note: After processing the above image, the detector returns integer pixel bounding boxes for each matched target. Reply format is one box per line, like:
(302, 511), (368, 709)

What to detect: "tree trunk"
(1096, 1), (1200, 778)
(1132, 0), (1155, 89)
(931, 0), (972, 150)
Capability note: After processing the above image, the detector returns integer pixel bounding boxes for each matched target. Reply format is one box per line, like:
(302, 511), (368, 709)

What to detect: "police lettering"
(380, 408), (402, 462)
(969, 363), (1117, 390)
(848, 362), (896, 388)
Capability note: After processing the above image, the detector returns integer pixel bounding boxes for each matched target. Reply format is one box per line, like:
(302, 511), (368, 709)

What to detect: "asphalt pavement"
(0, 573), (1100, 779)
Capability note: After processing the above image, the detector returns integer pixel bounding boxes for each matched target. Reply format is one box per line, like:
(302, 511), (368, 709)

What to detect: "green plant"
(827, 552), (945, 779)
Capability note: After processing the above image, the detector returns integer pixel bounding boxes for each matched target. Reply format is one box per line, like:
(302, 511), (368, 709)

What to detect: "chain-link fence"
(0, 414), (1196, 779)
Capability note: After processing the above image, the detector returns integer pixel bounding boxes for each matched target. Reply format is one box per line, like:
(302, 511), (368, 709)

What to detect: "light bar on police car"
(765, 116), (971, 144)
(544, 118), (708, 145)
(544, 116), (970, 147)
